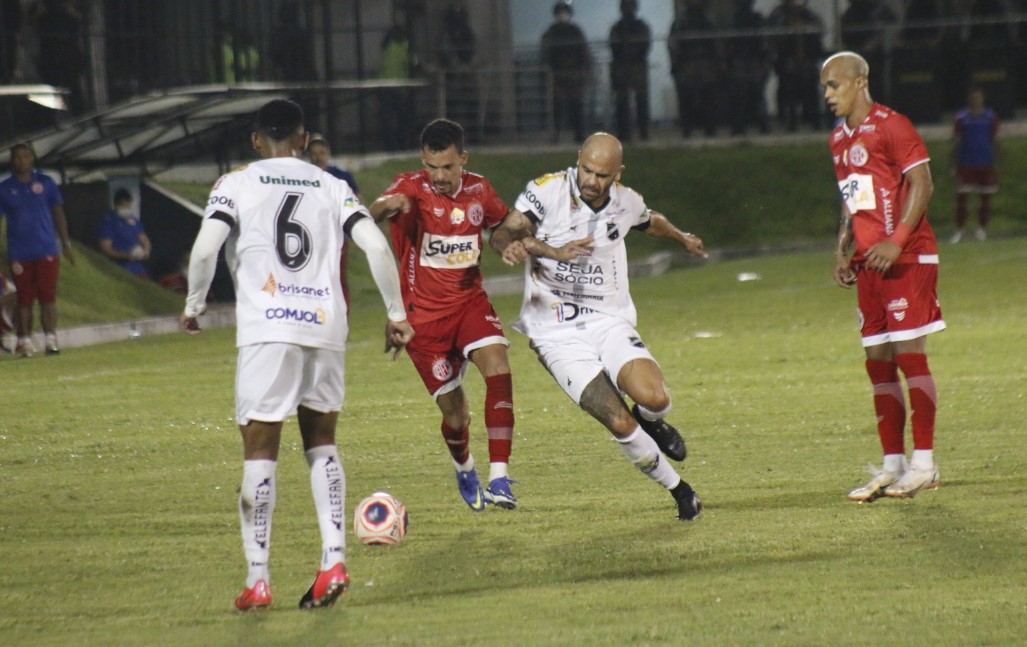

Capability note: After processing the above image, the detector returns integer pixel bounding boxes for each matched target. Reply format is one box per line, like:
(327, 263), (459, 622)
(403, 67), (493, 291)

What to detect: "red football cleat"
(298, 563), (350, 609)
(234, 579), (272, 611)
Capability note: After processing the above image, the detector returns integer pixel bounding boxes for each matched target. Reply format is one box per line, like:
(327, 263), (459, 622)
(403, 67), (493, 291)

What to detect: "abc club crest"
(468, 203), (484, 226)
(849, 143), (868, 167)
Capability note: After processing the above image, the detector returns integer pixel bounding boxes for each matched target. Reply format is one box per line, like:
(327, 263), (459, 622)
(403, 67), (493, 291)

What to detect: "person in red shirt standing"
(369, 119), (519, 511)
(821, 51), (945, 502)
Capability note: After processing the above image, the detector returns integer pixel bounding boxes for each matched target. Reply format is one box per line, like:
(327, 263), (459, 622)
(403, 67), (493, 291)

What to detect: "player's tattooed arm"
(833, 205), (857, 288)
(492, 209), (592, 265)
(645, 210), (707, 258)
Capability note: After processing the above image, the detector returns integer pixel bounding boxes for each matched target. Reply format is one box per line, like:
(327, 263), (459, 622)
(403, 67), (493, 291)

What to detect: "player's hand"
(501, 240), (530, 266)
(550, 236), (594, 262)
(63, 245), (76, 266)
(864, 239), (900, 274)
(681, 233), (708, 259)
(833, 254), (856, 288)
(180, 312), (202, 335)
(384, 319), (415, 360)
(378, 194), (411, 218)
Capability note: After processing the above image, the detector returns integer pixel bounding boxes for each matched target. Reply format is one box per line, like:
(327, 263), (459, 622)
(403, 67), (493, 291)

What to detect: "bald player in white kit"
(491, 132), (708, 521)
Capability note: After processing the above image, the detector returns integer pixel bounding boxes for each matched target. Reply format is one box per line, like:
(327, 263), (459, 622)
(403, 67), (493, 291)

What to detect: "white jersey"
(204, 156), (368, 350)
(513, 168), (650, 338)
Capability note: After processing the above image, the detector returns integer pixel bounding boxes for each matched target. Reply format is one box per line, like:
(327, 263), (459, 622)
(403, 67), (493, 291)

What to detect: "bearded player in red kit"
(368, 119), (525, 511)
(821, 51), (945, 503)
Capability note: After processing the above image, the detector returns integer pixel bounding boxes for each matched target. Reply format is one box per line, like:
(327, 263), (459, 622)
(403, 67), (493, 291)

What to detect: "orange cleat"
(234, 579), (272, 611)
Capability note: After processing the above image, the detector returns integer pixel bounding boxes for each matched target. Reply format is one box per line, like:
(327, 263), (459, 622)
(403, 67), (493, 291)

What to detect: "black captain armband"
(210, 210), (236, 228)
(343, 212), (370, 237)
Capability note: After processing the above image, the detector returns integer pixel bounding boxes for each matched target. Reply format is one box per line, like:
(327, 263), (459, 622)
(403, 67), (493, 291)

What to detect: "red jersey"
(382, 169), (509, 324)
(829, 103), (938, 263)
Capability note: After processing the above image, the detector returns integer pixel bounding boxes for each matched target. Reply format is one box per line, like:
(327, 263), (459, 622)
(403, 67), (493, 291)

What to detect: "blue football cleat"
(485, 476), (518, 510)
(456, 467), (486, 511)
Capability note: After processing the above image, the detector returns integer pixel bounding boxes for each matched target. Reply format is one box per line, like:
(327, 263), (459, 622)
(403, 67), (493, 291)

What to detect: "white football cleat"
(848, 461), (905, 503)
(884, 465), (940, 499)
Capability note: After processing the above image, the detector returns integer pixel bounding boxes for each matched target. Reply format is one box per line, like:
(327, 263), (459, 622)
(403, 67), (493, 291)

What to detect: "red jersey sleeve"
(382, 173), (419, 202)
(887, 113), (930, 174)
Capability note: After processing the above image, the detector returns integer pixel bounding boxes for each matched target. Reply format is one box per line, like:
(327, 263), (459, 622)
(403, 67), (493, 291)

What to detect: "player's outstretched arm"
(492, 209), (593, 265)
(368, 193), (411, 222)
(644, 210), (708, 259)
(490, 209), (534, 265)
(181, 216), (232, 334)
(349, 216), (413, 358)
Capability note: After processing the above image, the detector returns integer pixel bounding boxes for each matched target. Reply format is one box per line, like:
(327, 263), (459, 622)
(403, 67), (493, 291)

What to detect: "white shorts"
(236, 343), (345, 425)
(528, 317), (657, 405)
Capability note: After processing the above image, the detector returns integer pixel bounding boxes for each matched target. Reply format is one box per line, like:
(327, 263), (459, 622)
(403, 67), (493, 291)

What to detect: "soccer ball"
(353, 491), (408, 545)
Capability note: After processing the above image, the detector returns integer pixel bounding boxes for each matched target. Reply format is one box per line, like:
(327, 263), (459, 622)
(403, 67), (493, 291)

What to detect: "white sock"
(306, 445), (346, 570)
(240, 459), (276, 588)
(616, 427), (681, 489)
(489, 461), (508, 482)
(882, 453), (907, 473)
(910, 449), (934, 470)
(635, 402), (671, 421)
(454, 454), (475, 473)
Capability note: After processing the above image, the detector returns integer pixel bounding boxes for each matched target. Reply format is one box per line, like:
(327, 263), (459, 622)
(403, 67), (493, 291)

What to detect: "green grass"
(2, 238), (1025, 646)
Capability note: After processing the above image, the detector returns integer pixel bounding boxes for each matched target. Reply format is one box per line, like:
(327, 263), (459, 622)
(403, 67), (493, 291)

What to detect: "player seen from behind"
(181, 99), (413, 611)
(491, 132), (707, 520)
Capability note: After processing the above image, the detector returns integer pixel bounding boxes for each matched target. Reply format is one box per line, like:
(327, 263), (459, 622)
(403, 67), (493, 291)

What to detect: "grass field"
(2, 237), (1025, 646)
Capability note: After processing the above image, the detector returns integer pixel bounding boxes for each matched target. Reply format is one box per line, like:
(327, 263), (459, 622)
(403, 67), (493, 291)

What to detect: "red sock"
(865, 359), (906, 455)
(440, 421), (470, 464)
(484, 373), (514, 464)
(895, 353), (936, 450)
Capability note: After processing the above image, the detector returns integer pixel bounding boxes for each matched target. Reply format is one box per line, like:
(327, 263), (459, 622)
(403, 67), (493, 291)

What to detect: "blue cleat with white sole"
(485, 477), (518, 509)
(456, 467), (486, 511)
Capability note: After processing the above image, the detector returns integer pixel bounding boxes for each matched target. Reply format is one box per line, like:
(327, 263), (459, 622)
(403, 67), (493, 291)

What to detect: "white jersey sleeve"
(204, 157), (365, 350)
(512, 169), (647, 338)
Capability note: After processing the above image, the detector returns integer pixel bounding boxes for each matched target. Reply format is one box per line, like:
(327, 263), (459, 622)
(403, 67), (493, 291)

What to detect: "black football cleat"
(632, 404), (687, 461)
(671, 481), (703, 521)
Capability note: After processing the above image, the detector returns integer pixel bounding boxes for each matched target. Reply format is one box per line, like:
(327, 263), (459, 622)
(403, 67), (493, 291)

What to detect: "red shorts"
(956, 166), (998, 194)
(405, 293), (509, 397)
(856, 262), (945, 347)
(10, 256), (60, 306)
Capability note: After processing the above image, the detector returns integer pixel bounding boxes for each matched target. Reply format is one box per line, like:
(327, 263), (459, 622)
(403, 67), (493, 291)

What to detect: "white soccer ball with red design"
(353, 491), (408, 545)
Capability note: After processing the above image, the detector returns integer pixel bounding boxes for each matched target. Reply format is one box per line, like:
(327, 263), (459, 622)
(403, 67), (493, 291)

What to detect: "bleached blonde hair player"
(821, 52), (946, 503)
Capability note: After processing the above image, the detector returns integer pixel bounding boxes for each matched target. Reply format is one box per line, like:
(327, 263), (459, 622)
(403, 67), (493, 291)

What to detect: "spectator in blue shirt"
(951, 87), (999, 243)
(98, 187), (151, 277)
(0, 143), (75, 356)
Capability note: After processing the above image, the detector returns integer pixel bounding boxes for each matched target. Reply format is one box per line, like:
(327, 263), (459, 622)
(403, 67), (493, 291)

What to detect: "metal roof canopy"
(1, 80), (428, 183)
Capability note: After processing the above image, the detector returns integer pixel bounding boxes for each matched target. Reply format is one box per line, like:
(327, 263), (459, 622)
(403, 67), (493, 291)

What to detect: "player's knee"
(635, 385), (671, 414)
